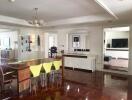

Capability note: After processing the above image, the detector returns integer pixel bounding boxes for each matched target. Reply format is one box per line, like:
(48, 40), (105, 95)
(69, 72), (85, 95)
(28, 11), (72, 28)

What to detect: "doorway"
(48, 33), (57, 58)
(103, 26), (129, 72)
(48, 34), (57, 49)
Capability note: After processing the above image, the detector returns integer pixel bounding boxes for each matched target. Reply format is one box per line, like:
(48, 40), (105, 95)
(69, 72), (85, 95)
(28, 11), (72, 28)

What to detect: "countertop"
(63, 53), (96, 58)
(7, 58), (61, 70)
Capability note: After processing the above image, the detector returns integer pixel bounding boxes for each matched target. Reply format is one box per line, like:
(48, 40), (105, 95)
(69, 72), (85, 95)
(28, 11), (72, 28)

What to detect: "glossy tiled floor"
(2, 69), (132, 100)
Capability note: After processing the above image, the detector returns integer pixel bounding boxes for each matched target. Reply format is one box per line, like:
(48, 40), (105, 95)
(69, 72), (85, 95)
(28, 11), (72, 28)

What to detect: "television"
(112, 38), (128, 48)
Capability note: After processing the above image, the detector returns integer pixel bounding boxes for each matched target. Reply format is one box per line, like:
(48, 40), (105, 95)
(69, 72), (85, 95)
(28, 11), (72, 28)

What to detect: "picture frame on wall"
(72, 35), (80, 48)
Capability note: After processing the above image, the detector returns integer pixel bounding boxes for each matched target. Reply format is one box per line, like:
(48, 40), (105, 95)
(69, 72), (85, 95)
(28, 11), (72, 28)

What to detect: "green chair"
(29, 64), (42, 94)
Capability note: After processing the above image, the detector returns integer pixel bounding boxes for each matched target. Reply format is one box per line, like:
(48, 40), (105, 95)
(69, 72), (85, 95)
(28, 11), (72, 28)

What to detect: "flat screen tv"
(112, 38), (128, 48)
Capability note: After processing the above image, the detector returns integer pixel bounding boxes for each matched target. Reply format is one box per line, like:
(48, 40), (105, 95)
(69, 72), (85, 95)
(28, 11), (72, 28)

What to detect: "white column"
(128, 25), (132, 75)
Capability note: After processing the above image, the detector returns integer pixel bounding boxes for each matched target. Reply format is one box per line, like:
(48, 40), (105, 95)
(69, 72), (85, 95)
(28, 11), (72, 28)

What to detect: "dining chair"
(0, 66), (14, 100)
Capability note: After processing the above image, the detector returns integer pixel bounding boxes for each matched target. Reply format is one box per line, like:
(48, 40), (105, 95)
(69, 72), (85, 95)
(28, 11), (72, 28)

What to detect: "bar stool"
(29, 64), (42, 94)
(40, 63), (45, 88)
(53, 60), (62, 71)
(42, 62), (52, 88)
(52, 60), (62, 86)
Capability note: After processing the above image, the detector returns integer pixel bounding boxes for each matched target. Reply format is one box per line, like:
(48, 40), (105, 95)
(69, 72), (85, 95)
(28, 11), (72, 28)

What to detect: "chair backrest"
(43, 62), (52, 74)
(0, 66), (4, 85)
(30, 64), (42, 77)
(53, 60), (62, 71)
(0, 65), (13, 84)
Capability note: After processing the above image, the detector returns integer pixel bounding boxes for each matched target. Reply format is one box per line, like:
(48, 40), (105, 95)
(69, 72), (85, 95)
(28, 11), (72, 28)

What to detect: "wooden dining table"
(7, 58), (64, 97)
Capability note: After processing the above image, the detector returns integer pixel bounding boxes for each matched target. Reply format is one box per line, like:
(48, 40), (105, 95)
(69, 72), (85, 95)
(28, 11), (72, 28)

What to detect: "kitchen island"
(7, 58), (63, 97)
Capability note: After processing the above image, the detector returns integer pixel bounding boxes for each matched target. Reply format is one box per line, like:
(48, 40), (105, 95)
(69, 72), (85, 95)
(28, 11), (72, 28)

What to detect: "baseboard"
(111, 75), (127, 80)
(65, 67), (73, 70)
(102, 69), (128, 75)
(64, 67), (92, 73)
(117, 58), (128, 60)
(74, 68), (92, 73)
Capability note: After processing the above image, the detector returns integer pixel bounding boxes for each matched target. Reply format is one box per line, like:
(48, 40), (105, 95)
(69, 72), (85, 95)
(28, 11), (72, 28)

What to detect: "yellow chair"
(42, 62), (52, 87)
(52, 60), (62, 85)
(29, 64), (42, 93)
(43, 62), (52, 74)
(30, 64), (42, 77)
(53, 60), (62, 71)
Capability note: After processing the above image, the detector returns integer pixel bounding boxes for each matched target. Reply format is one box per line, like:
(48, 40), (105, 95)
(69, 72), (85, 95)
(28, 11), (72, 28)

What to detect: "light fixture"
(8, 0), (15, 3)
(28, 8), (44, 27)
(118, 0), (124, 1)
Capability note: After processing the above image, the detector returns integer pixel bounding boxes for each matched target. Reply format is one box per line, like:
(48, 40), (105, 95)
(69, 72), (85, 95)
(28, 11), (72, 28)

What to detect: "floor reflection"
(1, 69), (131, 100)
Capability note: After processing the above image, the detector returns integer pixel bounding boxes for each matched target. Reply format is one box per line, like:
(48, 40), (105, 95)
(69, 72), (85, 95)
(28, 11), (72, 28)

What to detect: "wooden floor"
(1, 69), (132, 100)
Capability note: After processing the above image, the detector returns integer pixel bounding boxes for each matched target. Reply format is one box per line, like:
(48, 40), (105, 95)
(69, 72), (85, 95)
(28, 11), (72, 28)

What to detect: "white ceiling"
(98, 0), (132, 21)
(0, 0), (131, 26)
(104, 26), (130, 32)
(0, 0), (111, 21)
(0, 29), (13, 32)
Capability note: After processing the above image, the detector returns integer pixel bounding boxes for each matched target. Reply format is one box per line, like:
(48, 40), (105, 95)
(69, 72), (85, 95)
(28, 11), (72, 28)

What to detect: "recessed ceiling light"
(8, 0), (15, 3)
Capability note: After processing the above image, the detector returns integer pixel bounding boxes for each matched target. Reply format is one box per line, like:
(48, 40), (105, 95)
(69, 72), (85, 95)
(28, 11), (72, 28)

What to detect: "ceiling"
(99, 0), (132, 22)
(0, 29), (13, 32)
(0, 0), (131, 27)
(104, 26), (130, 32)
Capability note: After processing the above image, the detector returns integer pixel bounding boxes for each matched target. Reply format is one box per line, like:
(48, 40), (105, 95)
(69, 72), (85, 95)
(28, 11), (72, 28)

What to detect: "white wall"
(0, 25), (104, 71)
(68, 33), (88, 51)
(18, 28), (44, 61)
(54, 26), (103, 71)
(129, 25), (132, 75)
(0, 24), (45, 61)
(44, 32), (49, 58)
(89, 26), (103, 70)
(105, 31), (129, 48)
(0, 31), (18, 49)
(0, 23), (131, 75)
